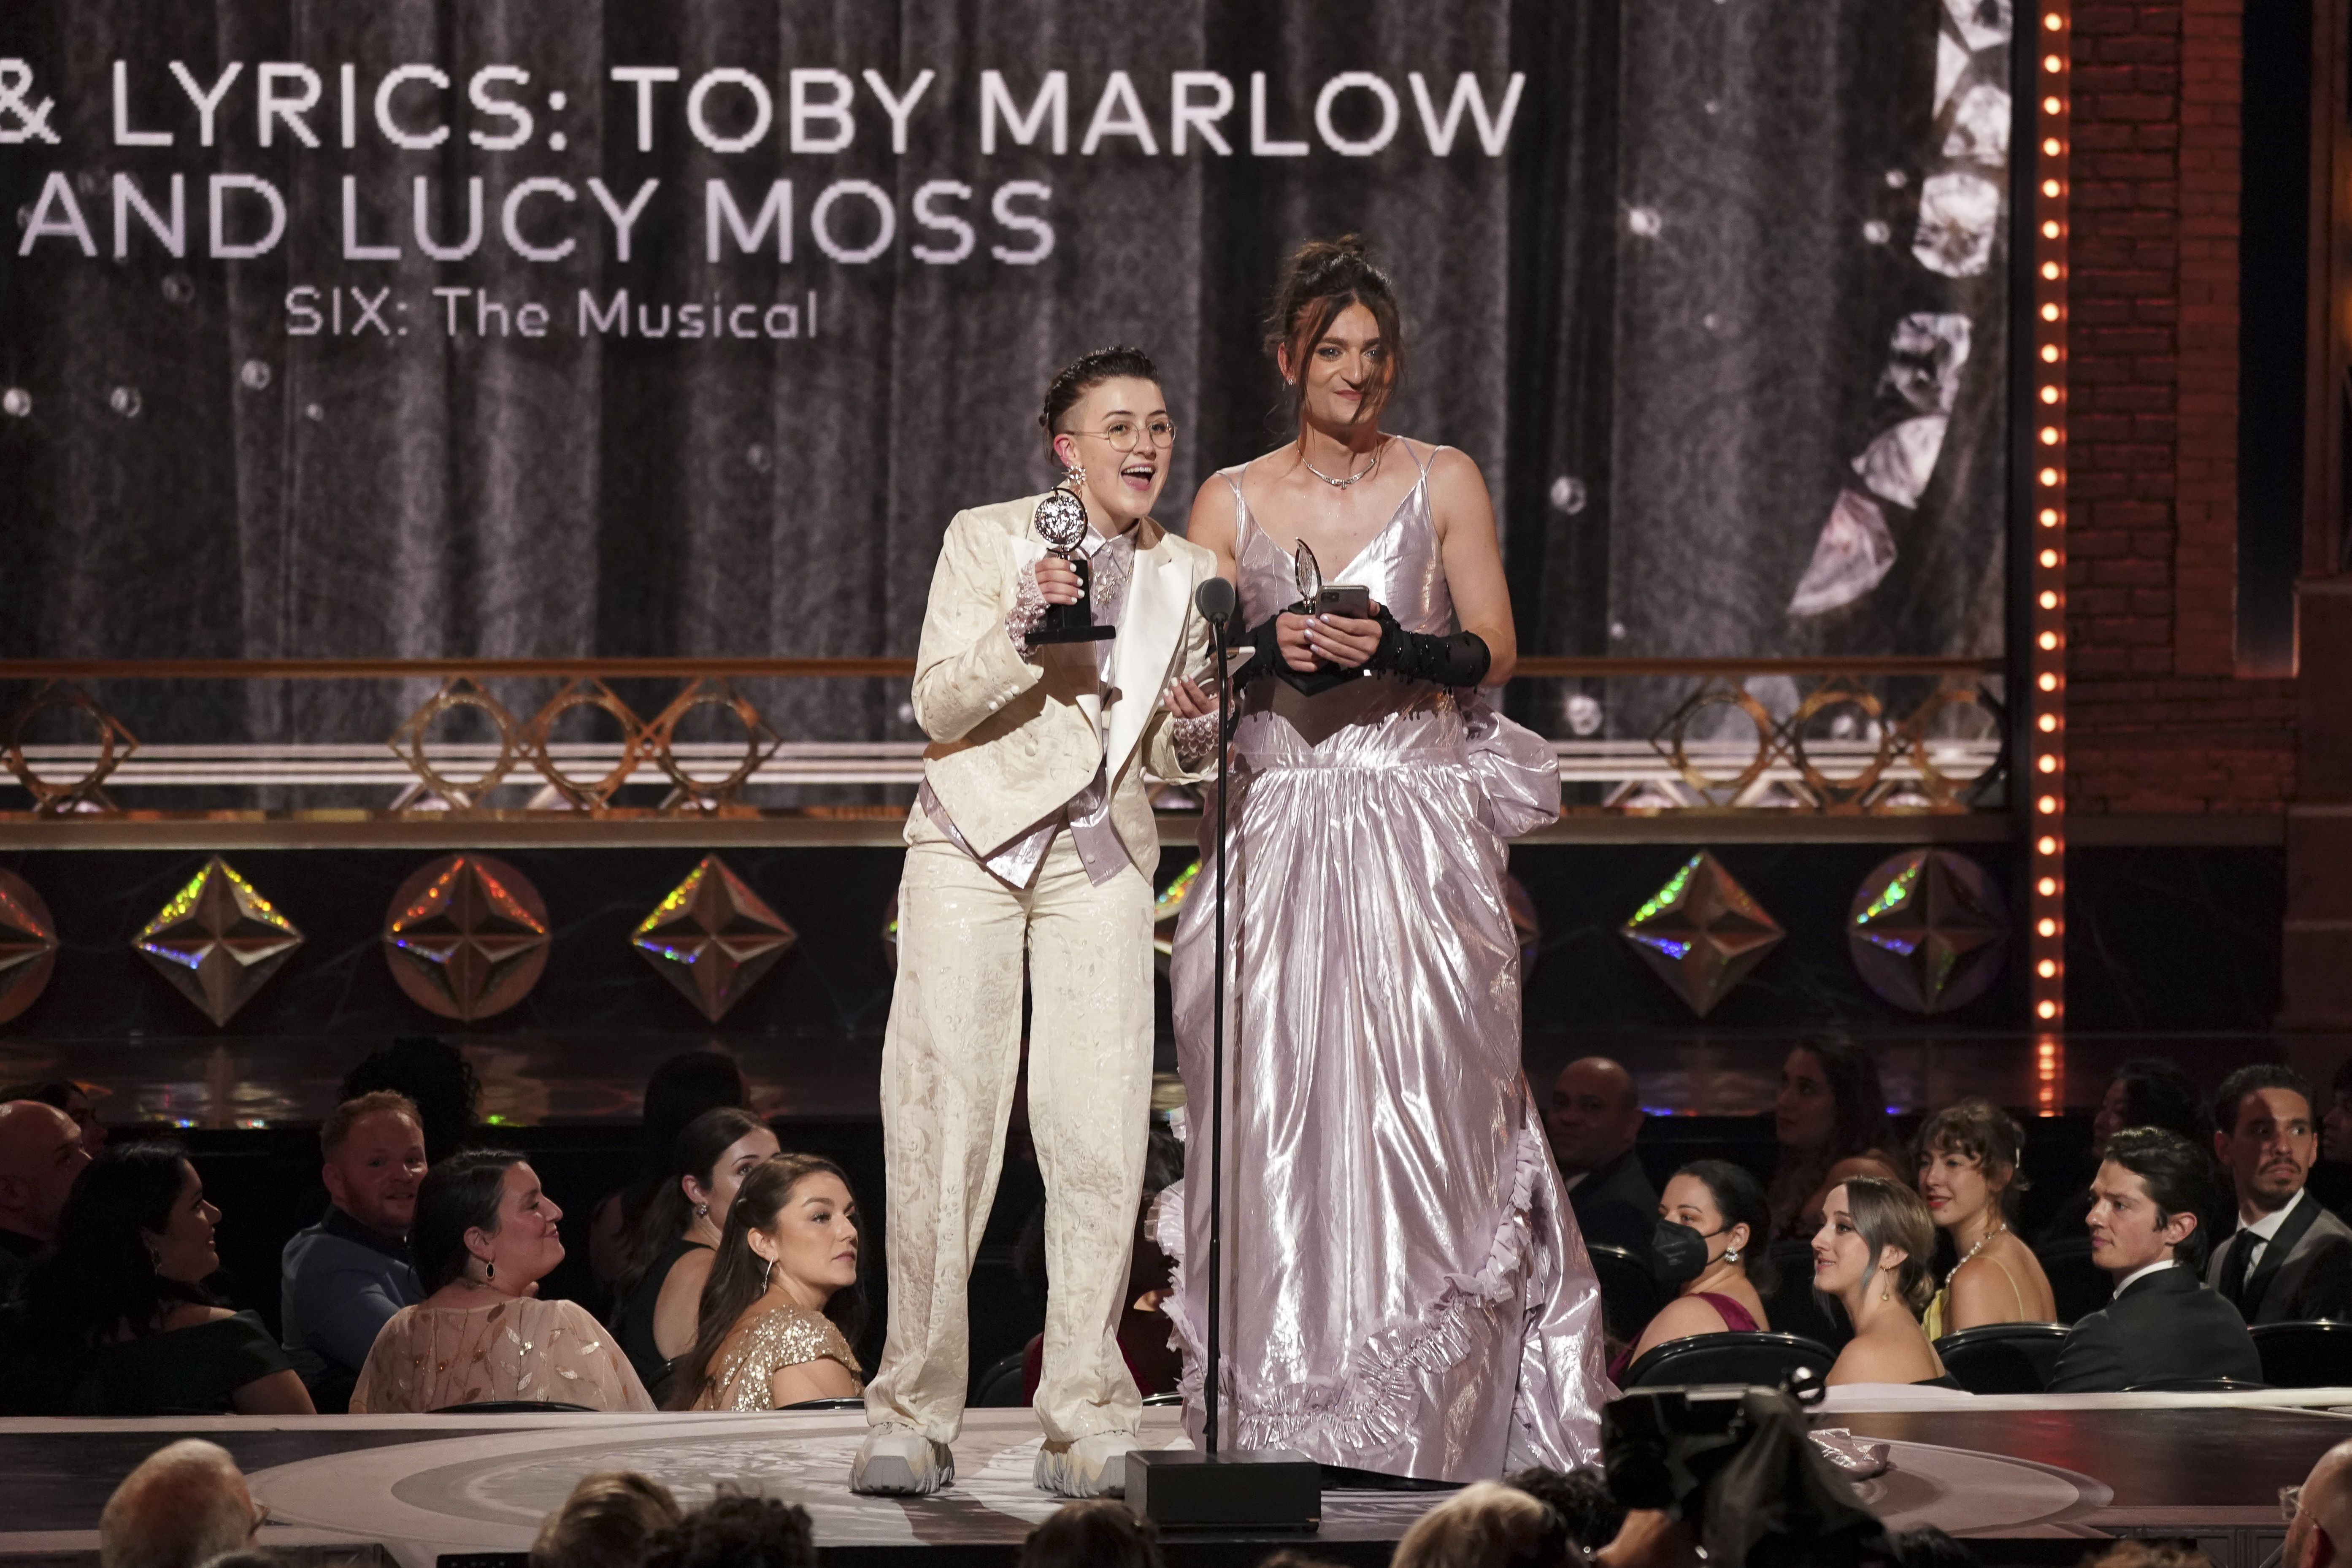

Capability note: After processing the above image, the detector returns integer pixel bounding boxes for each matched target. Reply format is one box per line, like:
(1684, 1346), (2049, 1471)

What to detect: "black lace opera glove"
(1365, 607), (1492, 687)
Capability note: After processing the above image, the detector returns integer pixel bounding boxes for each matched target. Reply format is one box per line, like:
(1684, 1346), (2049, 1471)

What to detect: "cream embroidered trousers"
(865, 832), (1154, 1445)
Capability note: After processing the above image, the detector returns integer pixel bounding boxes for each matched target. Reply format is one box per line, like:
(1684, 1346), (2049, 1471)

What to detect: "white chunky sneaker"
(1033, 1430), (1142, 1498)
(851, 1424), (954, 1495)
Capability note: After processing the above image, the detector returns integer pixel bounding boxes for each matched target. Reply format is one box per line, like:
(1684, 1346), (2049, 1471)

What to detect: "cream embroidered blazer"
(907, 495), (1216, 873)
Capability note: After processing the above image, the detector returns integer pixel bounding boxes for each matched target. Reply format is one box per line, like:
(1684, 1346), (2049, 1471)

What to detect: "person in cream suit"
(853, 346), (1219, 1500)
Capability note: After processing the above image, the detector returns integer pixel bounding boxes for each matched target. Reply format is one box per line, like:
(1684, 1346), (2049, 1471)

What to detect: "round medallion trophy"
(1029, 488), (1117, 644)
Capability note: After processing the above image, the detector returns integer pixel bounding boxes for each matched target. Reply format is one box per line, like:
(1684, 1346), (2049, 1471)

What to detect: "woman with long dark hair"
(671, 1154), (864, 1411)
(351, 1150), (652, 1412)
(609, 1107), (779, 1403)
(2, 1141), (312, 1415)
(1766, 1040), (1905, 1238)
(587, 1052), (750, 1290)
(1162, 236), (1600, 1481)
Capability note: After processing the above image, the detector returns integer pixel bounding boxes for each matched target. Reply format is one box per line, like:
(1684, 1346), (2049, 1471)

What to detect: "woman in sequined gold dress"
(670, 1154), (865, 1411)
(351, 1152), (652, 1413)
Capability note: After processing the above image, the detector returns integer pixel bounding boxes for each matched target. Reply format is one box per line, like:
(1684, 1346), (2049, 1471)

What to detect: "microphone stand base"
(1129, 1450), (1322, 1532)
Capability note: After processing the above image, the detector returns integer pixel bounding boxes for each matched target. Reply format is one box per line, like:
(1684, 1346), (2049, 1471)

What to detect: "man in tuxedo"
(2206, 1064), (2352, 1323)
(2048, 1125), (2261, 1392)
(1546, 1057), (1655, 1254)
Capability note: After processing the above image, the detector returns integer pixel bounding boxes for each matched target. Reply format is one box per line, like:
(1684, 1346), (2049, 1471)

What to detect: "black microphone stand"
(1205, 600), (1233, 1458)
(1130, 592), (1317, 1531)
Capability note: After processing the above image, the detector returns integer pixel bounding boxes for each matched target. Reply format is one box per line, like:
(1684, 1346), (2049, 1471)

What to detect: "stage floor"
(1, 1394), (2342, 1568)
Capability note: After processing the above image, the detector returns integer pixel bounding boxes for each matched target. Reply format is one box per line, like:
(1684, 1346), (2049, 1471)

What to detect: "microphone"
(1194, 576), (1237, 627)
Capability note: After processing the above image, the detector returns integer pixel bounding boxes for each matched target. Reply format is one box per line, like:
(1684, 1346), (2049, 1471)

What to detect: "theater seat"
(2120, 1378), (2271, 1393)
(2033, 1236), (2110, 1325)
(2253, 1321), (2352, 1389)
(1620, 1330), (1838, 1390)
(1933, 1322), (2071, 1394)
(429, 1400), (597, 1414)
(971, 1349), (1028, 1407)
(1589, 1242), (1665, 1344)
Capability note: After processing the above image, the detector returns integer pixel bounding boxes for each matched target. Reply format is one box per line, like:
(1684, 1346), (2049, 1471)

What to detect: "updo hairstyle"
(1264, 235), (1405, 421)
(1039, 346), (1161, 441)
(1838, 1175), (1937, 1315)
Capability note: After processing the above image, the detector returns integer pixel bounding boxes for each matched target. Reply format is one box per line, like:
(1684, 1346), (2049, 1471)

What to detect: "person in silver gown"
(1159, 237), (1608, 1481)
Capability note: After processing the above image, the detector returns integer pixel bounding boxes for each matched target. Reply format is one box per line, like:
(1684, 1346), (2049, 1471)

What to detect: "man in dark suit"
(2206, 1064), (2352, 1324)
(2049, 1125), (2261, 1392)
(1547, 1057), (1655, 1254)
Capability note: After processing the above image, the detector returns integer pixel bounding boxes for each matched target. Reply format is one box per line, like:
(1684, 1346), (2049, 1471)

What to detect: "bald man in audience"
(2283, 1438), (2352, 1568)
(0, 1098), (92, 1298)
(98, 1440), (262, 1568)
(1546, 1058), (1655, 1253)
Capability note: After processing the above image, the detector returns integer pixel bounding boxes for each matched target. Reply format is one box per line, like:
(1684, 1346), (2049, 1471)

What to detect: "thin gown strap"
(1410, 440), (1443, 476)
(1986, 1254), (2028, 1317)
(1219, 464), (1259, 547)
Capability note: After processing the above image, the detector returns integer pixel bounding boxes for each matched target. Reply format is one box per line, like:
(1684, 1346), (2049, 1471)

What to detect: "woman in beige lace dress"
(351, 1151), (653, 1413)
(668, 1154), (864, 1411)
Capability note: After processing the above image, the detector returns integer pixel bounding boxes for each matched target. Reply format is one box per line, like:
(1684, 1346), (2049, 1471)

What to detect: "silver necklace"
(1952, 1219), (2006, 1277)
(1303, 438), (1384, 489)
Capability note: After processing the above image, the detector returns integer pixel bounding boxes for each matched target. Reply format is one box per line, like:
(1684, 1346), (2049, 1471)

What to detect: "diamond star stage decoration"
(1848, 849), (2008, 1014)
(383, 854), (551, 1021)
(0, 870), (57, 1025)
(1620, 852), (1784, 1017)
(133, 857), (303, 1026)
(1152, 859), (1200, 975)
(633, 855), (797, 1021)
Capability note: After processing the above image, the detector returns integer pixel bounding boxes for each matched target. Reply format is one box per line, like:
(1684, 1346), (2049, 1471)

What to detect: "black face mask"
(1650, 1219), (1725, 1285)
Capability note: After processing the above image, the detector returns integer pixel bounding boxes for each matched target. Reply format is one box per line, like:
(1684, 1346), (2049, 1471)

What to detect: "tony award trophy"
(1029, 487), (1117, 644)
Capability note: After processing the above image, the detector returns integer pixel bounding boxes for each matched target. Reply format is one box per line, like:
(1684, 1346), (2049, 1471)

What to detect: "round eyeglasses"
(1068, 417), (1176, 452)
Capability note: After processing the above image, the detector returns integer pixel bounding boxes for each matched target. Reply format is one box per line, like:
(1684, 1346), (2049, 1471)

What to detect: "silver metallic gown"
(1161, 449), (1609, 1481)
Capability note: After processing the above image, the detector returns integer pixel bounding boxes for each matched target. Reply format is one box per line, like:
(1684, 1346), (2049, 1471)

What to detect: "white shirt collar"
(2117, 1259), (2179, 1294)
(2237, 1184), (2306, 1241)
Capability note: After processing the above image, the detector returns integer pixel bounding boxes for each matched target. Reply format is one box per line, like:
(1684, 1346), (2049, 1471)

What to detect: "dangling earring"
(762, 1257), (776, 1291)
(484, 1260), (496, 1284)
(693, 1202), (709, 1220)
(146, 1247), (162, 1272)
(1723, 1247), (1741, 1264)
(1063, 460), (1086, 492)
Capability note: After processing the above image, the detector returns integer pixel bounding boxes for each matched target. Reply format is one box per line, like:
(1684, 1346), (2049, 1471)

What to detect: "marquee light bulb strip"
(2029, 2), (2069, 1114)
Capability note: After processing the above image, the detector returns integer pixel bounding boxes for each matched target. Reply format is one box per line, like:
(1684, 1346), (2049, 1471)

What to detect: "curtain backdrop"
(0, 0), (2011, 747)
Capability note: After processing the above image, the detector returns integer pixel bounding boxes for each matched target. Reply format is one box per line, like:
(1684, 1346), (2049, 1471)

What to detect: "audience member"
(1914, 1100), (2056, 1338)
(351, 1150), (652, 1412)
(98, 1440), (263, 1568)
(1016, 1500), (1162, 1568)
(1614, 1160), (1776, 1380)
(589, 1052), (751, 1290)
(1, 1078), (106, 1154)
(340, 1037), (481, 1164)
(1507, 1464), (1626, 1554)
(2044, 1060), (2212, 1244)
(1548, 1057), (1656, 1254)
(2076, 1546), (2216, 1568)
(642, 1491), (817, 1568)
(1768, 1041), (1904, 1238)
(2048, 1126), (2260, 1392)
(611, 1108), (779, 1404)
(672, 1154), (864, 1411)
(530, 1471), (682, 1568)
(1813, 1177), (1947, 1387)
(2205, 1064), (2352, 1323)
(0, 1097), (91, 1297)
(2282, 1436), (2352, 1568)
(1392, 1480), (1570, 1568)
(2325, 1059), (2352, 1166)
(279, 1091), (428, 1412)
(0, 1141), (311, 1415)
